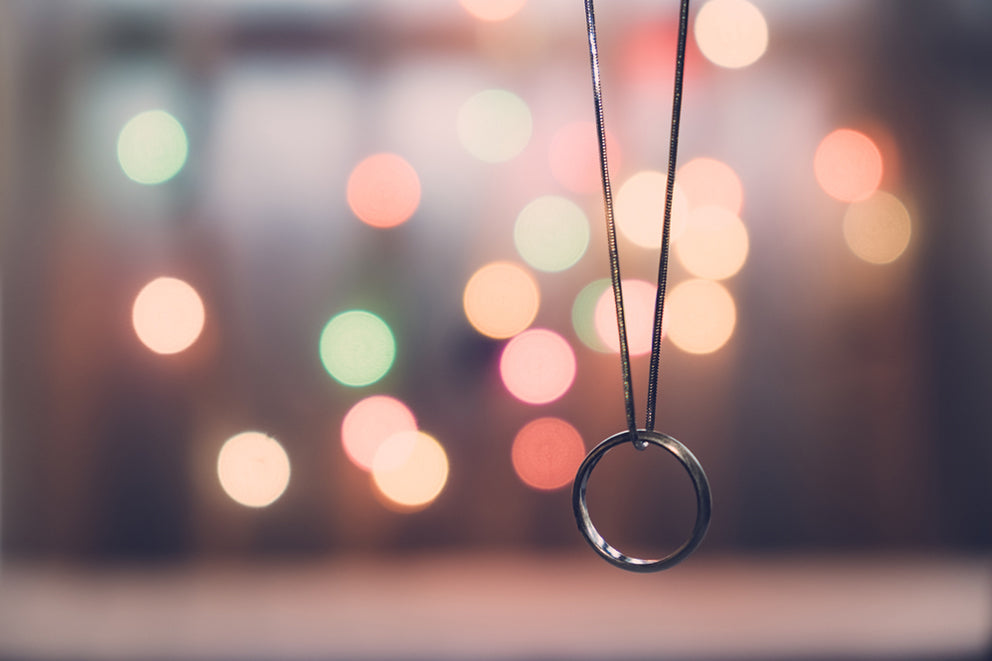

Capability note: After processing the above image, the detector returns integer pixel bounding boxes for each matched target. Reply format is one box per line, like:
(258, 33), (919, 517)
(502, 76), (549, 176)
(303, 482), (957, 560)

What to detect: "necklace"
(572, 0), (712, 572)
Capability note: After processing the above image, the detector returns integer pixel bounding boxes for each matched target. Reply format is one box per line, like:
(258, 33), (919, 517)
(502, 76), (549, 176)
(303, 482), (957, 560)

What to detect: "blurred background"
(1, 0), (990, 659)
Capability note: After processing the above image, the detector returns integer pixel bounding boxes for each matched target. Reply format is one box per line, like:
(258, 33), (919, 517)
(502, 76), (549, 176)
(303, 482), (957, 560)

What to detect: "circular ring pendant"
(572, 429), (711, 572)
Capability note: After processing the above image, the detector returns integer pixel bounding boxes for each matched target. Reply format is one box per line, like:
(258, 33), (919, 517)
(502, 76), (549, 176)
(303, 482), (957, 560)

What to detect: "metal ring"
(572, 429), (711, 572)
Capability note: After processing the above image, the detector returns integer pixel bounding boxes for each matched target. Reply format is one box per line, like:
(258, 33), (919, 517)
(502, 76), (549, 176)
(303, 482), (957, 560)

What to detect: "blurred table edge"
(1, 551), (989, 660)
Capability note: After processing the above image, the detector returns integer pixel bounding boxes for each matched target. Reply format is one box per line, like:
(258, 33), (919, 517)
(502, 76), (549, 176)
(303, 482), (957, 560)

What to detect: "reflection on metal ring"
(572, 429), (711, 572)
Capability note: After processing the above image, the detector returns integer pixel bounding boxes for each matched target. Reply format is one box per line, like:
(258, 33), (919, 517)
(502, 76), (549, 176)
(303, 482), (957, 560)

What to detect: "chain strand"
(646, 0), (690, 432)
(585, 0), (638, 441)
(584, 0), (690, 443)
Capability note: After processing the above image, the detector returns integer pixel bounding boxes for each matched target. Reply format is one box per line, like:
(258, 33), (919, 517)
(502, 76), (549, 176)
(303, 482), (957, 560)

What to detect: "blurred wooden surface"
(0, 553), (989, 660)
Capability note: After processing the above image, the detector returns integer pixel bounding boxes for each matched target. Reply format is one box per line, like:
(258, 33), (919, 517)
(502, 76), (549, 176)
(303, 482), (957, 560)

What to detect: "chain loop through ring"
(572, 429), (711, 572)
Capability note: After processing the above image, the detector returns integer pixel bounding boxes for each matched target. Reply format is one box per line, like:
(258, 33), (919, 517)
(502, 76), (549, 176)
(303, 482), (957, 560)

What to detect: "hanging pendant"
(572, 429), (711, 572)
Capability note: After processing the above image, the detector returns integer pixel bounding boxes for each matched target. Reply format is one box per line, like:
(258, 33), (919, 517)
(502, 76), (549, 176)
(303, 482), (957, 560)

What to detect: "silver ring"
(572, 429), (711, 572)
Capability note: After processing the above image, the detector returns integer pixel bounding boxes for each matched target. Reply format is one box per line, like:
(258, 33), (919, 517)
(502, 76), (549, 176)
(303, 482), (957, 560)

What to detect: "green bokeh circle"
(319, 310), (396, 387)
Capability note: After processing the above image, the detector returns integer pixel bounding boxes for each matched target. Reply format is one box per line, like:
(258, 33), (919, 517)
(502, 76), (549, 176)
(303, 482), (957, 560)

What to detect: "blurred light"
(843, 191), (912, 264)
(131, 277), (205, 355)
(677, 157), (743, 214)
(814, 129), (883, 202)
(620, 21), (704, 86)
(572, 278), (612, 352)
(346, 153), (421, 228)
(594, 279), (657, 356)
(458, 0), (527, 21)
(512, 417), (585, 491)
(621, 21), (675, 82)
(500, 328), (576, 405)
(548, 121), (621, 194)
(615, 170), (690, 248)
(319, 310), (396, 387)
(514, 195), (590, 272)
(666, 279), (736, 354)
(217, 431), (291, 508)
(341, 395), (417, 471)
(457, 89), (532, 163)
(463, 261), (540, 339)
(694, 0), (769, 69)
(372, 430), (449, 510)
(675, 206), (749, 280)
(117, 110), (188, 185)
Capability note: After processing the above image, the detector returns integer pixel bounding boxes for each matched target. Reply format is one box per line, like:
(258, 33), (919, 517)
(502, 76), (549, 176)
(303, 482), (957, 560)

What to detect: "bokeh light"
(694, 0), (769, 69)
(548, 121), (621, 194)
(372, 430), (449, 510)
(843, 191), (912, 264)
(594, 279), (657, 356)
(514, 195), (590, 272)
(615, 170), (690, 248)
(117, 109), (188, 185)
(341, 395), (417, 471)
(457, 89), (532, 163)
(675, 206), (749, 280)
(500, 329), (577, 405)
(511, 417), (586, 491)
(814, 129), (884, 202)
(217, 431), (291, 508)
(677, 157), (743, 214)
(346, 153), (421, 228)
(666, 279), (736, 355)
(572, 278), (612, 352)
(620, 20), (705, 86)
(458, 0), (527, 22)
(131, 276), (205, 355)
(319, 310), (396, 387)
(463, 261), (540, 339)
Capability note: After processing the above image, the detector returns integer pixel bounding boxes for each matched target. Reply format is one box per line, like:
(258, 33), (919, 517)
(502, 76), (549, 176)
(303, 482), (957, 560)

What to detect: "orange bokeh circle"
(347, 153), (421, 228)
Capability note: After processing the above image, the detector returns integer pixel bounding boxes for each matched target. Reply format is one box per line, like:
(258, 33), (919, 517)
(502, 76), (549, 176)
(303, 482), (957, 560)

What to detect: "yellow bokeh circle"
(666, 279), (737, 355)
(843, 191), (912, 264)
